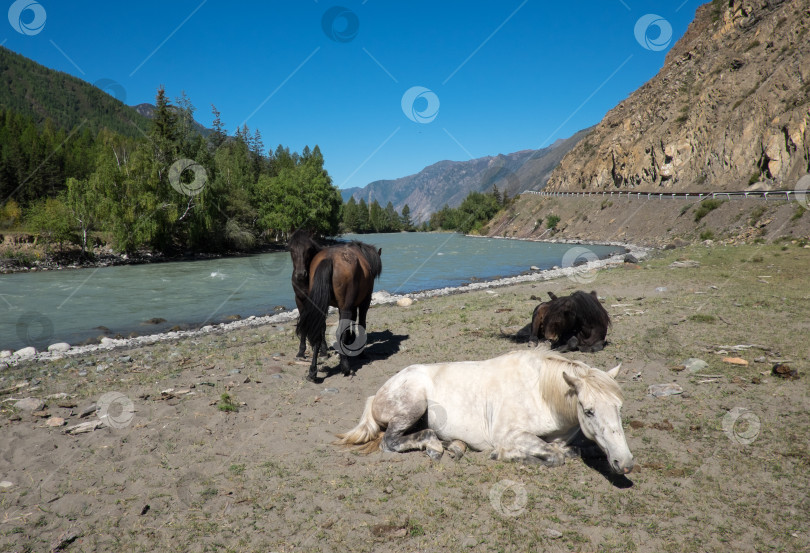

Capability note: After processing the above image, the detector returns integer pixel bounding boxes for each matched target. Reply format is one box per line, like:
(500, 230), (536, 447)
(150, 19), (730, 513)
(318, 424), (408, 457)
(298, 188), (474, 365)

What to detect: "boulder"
(48, 342), (71, 353)
(13, 346), (37, 358)
(396, 297), (414, 307)
(14, 397), (46, 412)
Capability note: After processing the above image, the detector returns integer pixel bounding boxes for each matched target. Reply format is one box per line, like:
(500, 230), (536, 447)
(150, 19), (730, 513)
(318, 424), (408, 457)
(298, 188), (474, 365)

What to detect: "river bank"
(1, 241), (646, 366)
(1, 242), (807, 552)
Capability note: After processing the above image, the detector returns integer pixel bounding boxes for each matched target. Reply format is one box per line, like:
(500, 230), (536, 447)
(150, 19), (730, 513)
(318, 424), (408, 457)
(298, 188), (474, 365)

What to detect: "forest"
(1, 84), (511, 256)
(0, 87), (342, 254)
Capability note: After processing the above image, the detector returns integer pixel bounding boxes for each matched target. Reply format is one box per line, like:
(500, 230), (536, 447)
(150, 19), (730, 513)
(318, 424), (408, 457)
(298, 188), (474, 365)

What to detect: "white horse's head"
(563, 365), (634, 475)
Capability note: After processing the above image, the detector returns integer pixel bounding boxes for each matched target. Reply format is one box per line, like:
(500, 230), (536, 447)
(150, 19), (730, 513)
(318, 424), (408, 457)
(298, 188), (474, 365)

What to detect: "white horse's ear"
(606, 363), (622, 379)
(562, 371), (580, 391)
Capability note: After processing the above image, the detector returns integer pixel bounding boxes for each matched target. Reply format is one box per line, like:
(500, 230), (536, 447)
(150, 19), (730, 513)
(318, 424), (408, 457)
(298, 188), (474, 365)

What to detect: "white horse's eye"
(584, 408), (595, 417)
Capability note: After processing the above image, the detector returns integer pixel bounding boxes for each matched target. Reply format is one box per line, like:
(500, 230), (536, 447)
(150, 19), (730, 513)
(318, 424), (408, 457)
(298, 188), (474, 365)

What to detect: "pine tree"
(401, 204), (413, 231)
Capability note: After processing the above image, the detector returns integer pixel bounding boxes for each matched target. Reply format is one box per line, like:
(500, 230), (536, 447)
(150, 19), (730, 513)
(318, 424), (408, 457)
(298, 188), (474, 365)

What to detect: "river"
(0, 233), (624, 351)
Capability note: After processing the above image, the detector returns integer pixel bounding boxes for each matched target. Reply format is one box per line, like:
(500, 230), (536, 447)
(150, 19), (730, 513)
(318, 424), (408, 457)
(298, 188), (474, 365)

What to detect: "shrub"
(546, 214), (561, 229)
(694, 199), (725, 222)
(700, 230), (715, 240)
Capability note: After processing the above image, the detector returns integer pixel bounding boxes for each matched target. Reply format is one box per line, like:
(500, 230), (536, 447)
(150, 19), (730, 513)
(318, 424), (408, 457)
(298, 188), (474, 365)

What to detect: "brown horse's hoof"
(305, 373), (320, 383)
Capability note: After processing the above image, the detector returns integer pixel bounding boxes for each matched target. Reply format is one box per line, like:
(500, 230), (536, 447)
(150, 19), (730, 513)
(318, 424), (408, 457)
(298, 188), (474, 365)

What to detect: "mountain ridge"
(345, 127), (591, 222)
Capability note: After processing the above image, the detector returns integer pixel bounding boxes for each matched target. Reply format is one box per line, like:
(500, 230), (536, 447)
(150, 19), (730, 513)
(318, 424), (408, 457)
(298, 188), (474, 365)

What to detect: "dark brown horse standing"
(288, 230), (328, 358)
(529, 290), (611, 352)
(295, 236), (382, 382)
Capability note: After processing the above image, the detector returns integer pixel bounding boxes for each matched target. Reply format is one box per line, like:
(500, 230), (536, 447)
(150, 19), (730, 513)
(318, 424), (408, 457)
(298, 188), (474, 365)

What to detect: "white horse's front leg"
(492, 432), (567, 467)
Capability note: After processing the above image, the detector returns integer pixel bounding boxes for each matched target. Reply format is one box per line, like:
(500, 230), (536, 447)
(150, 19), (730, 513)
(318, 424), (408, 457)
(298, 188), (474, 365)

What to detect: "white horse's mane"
(525, 347), (623, 420)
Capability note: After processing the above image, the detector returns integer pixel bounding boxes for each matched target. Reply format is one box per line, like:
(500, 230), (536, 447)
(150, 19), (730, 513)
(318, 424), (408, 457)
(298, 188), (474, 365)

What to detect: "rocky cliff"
(546, 0), (810, 193)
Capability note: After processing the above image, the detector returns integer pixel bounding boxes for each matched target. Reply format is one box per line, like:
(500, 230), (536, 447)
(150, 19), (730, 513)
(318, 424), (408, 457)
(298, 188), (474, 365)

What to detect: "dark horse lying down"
(292, 231), (382, 382)
(529, 291), (610, 352)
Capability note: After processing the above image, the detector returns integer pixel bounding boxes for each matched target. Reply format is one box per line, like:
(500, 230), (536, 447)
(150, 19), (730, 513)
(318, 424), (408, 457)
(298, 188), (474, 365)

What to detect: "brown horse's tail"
(334, 395), (383, 453)
(296, 257), (333, 347)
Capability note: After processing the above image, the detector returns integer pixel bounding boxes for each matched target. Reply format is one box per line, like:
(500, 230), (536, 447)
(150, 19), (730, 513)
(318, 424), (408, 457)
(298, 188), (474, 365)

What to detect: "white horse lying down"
(336, 348), (634, 474)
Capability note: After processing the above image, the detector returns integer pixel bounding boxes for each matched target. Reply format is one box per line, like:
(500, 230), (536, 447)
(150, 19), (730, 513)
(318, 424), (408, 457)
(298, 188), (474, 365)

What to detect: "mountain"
(0, 46), (148, 137)
(546, 0), (810, 193)
(346, 128), (591, 222)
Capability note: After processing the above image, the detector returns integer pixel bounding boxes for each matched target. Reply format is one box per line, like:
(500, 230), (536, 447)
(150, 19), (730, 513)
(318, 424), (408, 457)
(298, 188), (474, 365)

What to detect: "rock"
(78, 370), (87, 377)
(396, 297), (414, 307)
(669, 260), (700, 268)
(143, 317), (167, 325)
(79, 404), (97, 418)
(372, 290), (393, 302)
(229, 369), (242, 375)
(0, 350), (10, 358)
(65, 419), (104, 435)
(118, 355), (133, 363)
(13, 397), (45, 412)
(323, 388), (339, 394)
(530, 265), (540, 271)
(47, 342), (71, 353)
(32, 410), (50, 418)
(46, 417), (66, 427)
(655, 287), (667, 293)
(623, 254), (638, 264)
(682, 358), (708, 373)
(647, 383), (683, 398)
(100, 337), (116, 346)
(13, 346), (37, 358)
(545, 529), (563, 539)
(722, 357), (749, 366)
(0, 481), (13, 489)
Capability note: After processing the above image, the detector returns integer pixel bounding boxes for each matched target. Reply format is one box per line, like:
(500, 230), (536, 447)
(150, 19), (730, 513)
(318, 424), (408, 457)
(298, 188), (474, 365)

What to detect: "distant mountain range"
(342, 128), (591, 222)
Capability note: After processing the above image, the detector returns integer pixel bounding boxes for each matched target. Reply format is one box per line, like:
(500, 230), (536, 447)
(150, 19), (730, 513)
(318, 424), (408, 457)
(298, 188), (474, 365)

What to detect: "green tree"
(368, 199), (384, 232)
(383, 201), (401, 232)
(343, 196), (359, 232)
(26, 194), (74, 250)
(400, 204), (413, 231)
(356, 198), (370, 233)
(66, 177), (101, 255)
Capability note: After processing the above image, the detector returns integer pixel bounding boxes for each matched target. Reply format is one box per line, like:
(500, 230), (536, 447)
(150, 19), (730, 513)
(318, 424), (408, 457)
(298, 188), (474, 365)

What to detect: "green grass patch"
(217, 393), (239, 412)
(689, 314), (716, 323)
(694, 199), (725, 222)
(546, 214), (560, 229)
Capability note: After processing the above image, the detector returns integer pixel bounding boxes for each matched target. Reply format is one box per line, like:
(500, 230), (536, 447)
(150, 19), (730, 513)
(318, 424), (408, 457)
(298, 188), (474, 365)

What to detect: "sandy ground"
(1, 242), (809, 553)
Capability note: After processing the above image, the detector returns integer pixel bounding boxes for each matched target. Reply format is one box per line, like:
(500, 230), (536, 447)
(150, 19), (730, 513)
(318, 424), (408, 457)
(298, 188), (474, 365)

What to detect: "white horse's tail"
(334, 396), (383, 454)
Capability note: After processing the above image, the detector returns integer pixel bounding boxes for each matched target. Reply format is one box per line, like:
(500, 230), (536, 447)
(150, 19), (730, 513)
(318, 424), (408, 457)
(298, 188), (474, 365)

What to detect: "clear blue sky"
(3, 0), (700, 189)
